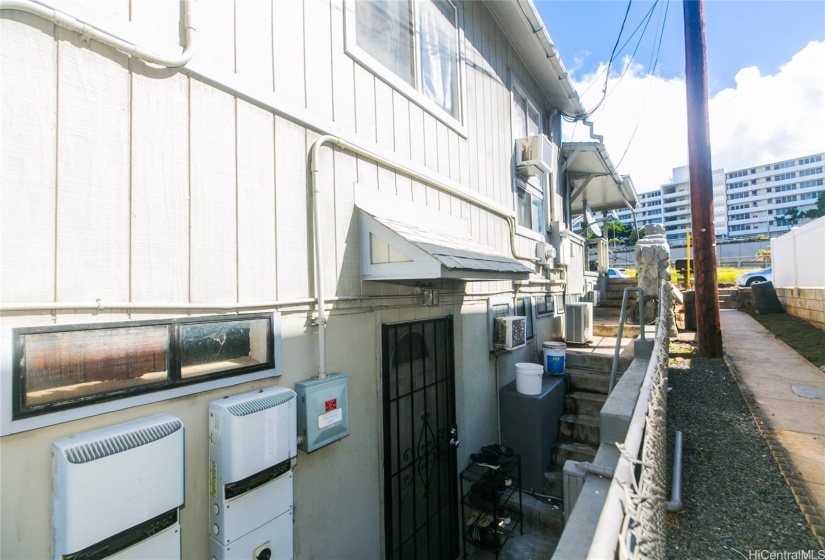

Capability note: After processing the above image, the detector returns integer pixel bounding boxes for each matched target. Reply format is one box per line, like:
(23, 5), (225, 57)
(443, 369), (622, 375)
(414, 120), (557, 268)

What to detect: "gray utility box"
(499, 375), (566, 493)
(295, 373), (350, 453)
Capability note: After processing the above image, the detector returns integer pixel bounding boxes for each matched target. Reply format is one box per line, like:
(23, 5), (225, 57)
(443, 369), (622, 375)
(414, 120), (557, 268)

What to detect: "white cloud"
(563, 41), (825, 192)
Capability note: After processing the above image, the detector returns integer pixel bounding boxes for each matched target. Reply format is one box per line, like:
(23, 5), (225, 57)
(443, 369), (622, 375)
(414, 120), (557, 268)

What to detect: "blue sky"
(536, 0), (825, 94)
(532, 1), (825, 191)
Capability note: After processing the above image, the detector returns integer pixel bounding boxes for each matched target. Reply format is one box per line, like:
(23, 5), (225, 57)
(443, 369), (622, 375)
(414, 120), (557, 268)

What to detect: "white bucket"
(543, 341), (566, 375)
(515, 363), (544, 395)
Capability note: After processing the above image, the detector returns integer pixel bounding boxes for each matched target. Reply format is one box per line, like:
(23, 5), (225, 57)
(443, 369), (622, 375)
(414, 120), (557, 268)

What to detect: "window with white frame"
(348, 0), (461, 122)
(511, 80), (544, 234)
(515, 296), (534, 341)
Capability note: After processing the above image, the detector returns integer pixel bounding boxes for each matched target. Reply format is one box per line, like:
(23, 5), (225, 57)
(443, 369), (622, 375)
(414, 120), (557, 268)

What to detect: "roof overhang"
(357, 209), (533, 282)
(484, 0), (585, 116)
(562, 142), (638, 214)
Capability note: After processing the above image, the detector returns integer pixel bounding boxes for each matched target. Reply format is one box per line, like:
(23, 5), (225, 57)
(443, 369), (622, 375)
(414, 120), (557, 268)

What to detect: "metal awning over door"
(358, 207), (533, 282)
(562, 142), (638, 214)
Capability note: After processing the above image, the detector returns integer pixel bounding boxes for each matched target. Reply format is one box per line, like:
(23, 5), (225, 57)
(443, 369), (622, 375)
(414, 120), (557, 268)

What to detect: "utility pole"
(683, 0), (722, 357)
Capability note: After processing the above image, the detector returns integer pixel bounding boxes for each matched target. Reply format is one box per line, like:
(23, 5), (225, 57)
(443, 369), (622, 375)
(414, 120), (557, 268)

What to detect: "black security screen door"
(382, 317), (459, 560)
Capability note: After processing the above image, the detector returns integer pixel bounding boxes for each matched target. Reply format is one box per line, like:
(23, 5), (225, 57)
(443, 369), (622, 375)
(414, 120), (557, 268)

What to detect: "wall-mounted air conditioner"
(516, 135), (555, 176)
(209, 386), (297, 560)
(565, 302), (593, 344)
(52, 414), (184, 560)
(494, 315), (527, 351)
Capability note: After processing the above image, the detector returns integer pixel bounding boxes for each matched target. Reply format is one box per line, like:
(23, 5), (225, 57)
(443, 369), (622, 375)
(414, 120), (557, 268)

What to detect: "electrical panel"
(295, 373), (350, 453)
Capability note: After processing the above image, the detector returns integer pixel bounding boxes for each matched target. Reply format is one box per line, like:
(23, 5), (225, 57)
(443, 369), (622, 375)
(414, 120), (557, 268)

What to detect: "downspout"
(309, 135), (541, 377)
(0, 0), (196, 68)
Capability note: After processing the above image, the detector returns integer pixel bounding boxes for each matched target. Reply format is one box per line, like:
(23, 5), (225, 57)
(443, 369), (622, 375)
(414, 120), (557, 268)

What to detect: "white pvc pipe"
(0, 0), (196, 68)
(308, 134), (542, 378)
(666, 431), (684, 513)
(0, 298), (315, 313)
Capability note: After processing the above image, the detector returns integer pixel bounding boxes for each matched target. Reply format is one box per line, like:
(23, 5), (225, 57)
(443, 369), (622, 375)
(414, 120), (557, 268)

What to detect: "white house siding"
(0, 1), (569, 558)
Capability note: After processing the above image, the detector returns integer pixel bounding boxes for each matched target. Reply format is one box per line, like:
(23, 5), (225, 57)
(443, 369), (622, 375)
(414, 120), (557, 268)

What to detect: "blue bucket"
(543, 341), (566, 374)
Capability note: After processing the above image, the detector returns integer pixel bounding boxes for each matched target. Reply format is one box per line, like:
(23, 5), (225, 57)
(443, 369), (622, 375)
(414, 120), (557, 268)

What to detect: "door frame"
(380, 316), (459, 560)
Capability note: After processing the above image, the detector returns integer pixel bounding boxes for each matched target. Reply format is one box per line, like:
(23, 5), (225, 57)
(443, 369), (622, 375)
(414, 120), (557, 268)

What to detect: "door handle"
(449, 425), (459, 448)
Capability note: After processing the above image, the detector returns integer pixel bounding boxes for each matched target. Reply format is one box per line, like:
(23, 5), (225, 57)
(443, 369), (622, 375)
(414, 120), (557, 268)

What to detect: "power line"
(616, 0), (671, 168)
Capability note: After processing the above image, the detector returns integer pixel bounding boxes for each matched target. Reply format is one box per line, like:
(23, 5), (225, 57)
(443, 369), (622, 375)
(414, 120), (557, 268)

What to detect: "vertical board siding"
(329, 0), (356, 131)
(0, 13), (57, 303)
(274, 115), (309, 299)
(303, 0), (334, 121)
(273, 0), (306, 107)
(196, 0), (236, 75)
(236, 0), (275, 92)
(408, 103), (426, 167)
(56, 31), (130, 301)
(393, 90), (414, 199)
(237, 100), (277, 303)
(332, 147), (360, 296)
(130, 67), (189, 303)
(189, 82), (237, 303)
(353, 65), (376, 143)
(129, 0), (180, 47)
(0, 0), (544, 308)
(423, 113), (438, 172)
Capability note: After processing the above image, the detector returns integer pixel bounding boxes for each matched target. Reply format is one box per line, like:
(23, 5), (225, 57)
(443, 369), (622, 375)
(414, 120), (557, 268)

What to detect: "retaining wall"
(776, 288), (825, 331)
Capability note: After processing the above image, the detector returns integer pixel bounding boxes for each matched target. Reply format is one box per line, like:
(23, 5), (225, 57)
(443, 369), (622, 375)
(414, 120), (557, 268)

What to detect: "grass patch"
(749, 312), (825, 368)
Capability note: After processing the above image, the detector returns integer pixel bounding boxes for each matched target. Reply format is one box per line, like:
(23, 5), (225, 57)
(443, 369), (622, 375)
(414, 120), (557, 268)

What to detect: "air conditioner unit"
(494, 315), (527, 351)
(565, 302), (593, 344)
(209, 386), (297, 560)
(52, 414), (184, 560)
(516, 135), (555, 176)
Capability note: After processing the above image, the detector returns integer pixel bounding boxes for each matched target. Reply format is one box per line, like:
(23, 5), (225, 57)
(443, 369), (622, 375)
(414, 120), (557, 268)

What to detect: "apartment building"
(725, 153), (824, 236)
(615, 153), (824, 243)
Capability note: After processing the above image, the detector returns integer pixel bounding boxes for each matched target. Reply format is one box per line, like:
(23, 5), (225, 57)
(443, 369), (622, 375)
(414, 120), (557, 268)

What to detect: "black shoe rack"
(459, 455), (523, 559)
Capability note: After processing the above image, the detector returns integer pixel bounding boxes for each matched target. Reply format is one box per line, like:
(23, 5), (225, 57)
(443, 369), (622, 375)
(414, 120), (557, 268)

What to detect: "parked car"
(607, 268), (631, 278)
(735, 268), (772, 287)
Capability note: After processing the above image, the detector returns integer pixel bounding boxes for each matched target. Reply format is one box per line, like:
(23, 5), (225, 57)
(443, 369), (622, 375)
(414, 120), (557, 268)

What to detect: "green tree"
(805, 191), (825, 219)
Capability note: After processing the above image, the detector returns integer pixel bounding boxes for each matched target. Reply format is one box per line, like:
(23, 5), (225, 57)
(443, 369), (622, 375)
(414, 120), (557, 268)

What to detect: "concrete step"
(593, 323), (640, 338)
(559, 414), (600, 445)
(605, 285), (639, 296)
(513, 492), (564, 536)
(607, 278), (637, 285)
(598, 299), (633, 308)
(568, 368), (613, 395)
(565, 391), (608, 416)
(720, 300), (742, 309)
(551, 440), (598, 466)
(565, 352), (627, 372)
(543, 465), (564, 498)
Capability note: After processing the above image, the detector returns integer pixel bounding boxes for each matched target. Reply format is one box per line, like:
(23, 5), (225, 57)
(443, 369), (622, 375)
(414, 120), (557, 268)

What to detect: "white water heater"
(52, 414), (184, 559)
(209, 386), (297, 560)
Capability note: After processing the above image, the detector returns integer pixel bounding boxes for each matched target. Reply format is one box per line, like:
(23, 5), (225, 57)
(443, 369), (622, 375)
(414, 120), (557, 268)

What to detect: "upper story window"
(511, 77), (545, 235)
(347, 0), (462, 125)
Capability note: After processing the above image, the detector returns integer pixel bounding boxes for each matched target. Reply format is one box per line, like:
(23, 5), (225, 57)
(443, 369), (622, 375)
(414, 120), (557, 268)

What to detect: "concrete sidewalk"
(720, 309), (825, 547)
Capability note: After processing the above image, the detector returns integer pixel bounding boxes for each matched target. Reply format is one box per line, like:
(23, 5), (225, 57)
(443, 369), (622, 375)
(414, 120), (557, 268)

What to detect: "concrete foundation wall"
(776, 288), (825, 331)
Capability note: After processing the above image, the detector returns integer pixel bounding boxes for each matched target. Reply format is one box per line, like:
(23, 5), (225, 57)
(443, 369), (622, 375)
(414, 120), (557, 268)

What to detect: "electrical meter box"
(295, 373), (350, 452)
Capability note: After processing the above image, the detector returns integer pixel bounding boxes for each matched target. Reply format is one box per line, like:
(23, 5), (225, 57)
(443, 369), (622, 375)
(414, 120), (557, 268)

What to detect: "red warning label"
(325, 399), (337, 412)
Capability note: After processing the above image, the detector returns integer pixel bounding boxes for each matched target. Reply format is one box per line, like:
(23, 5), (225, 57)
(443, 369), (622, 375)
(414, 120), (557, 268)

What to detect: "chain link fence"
(588, 281), (674, 559)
